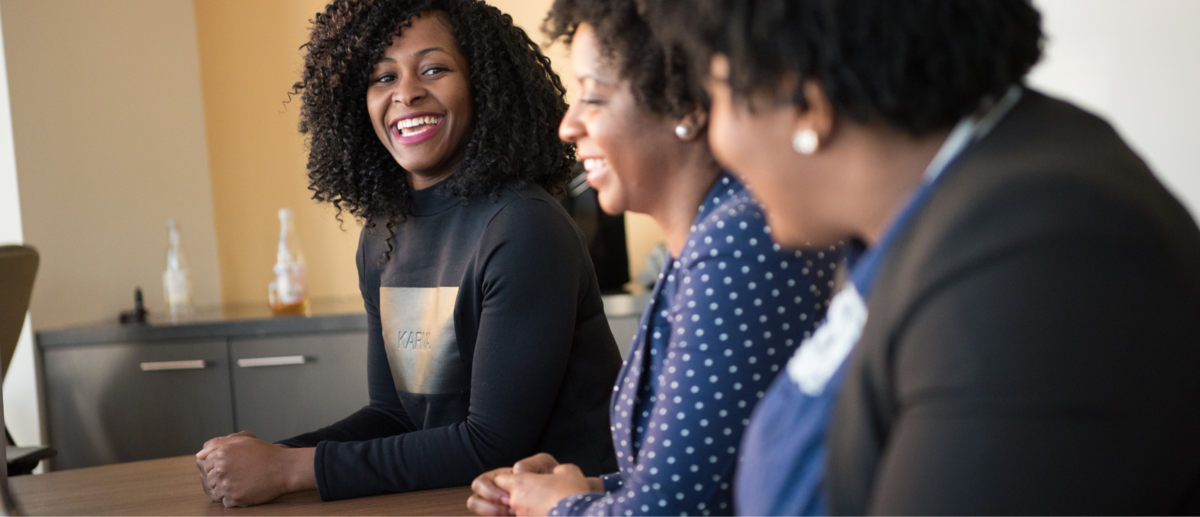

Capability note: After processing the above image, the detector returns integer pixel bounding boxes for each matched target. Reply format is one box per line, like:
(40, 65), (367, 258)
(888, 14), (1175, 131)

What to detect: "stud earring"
(675, 124), (690, 139)
(792, 129), (819, 155)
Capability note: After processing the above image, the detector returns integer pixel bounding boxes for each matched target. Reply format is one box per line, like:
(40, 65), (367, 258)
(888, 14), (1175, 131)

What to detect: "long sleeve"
(312, 198), (612, 500)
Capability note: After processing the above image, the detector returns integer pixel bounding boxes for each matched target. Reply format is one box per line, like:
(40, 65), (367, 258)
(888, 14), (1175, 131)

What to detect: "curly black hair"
(641, 0), (1044, 135)
(296, 0), (573, 242)
(544, 0), (701, 117)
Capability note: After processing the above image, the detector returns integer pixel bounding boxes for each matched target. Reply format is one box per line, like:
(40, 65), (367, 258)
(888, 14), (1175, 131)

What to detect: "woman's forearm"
(284, 447), (319, 493)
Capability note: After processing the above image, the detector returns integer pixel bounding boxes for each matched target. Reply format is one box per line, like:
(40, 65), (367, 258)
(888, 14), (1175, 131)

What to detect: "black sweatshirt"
(278, 181), (621, 501)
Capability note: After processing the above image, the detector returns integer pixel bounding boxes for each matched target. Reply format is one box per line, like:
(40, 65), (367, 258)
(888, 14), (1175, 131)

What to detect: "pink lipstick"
(391, 112), (445, 145)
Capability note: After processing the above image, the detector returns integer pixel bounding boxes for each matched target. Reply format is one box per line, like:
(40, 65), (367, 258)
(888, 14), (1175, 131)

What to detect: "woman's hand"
(470, 467), (515, 516)
(512, 453), (561, 474)
(468, 453), (566, 515)
(195, 431), (316, 507)
(493, 462), (593, 516)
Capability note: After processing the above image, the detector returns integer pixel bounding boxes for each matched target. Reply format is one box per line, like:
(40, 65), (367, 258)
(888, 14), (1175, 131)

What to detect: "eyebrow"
(374, 47), (452, 65)
(414, 46), (449, 58)
(576, 74), (616, 88)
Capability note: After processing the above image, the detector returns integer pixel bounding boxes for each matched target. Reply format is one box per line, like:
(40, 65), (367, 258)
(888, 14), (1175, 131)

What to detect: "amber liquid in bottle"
(269, 298), (310, 316)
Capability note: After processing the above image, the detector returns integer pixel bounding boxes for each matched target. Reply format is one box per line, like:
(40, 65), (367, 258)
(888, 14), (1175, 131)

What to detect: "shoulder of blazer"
(867, 89), (1198, 334)
(861, 84), (1197, 465)
(828, 89), (1200, 515)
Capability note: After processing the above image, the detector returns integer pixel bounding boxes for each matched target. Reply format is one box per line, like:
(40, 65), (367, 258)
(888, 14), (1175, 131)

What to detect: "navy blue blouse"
(550, 174), (838, 516)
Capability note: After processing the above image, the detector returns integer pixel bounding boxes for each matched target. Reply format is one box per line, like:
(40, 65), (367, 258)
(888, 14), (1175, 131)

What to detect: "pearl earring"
(675, 124), (690, 139)
(792, 129), (819, 155)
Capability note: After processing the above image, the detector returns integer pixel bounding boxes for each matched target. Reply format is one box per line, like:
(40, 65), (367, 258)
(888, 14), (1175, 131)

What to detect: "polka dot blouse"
(550, 174), (839, 516)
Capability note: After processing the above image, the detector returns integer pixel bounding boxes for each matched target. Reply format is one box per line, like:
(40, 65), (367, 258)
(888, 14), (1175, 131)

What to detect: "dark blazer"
(827, 90), (1200, 515)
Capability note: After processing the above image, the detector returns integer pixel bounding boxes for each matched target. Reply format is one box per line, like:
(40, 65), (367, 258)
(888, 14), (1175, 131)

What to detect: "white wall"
(0, 3), (40, 448)
(1, 0), (223, 332)
(1028, 0), (1200, 219)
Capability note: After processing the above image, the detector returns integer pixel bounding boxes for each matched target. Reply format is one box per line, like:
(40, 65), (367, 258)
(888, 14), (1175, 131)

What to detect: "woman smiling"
(466, 0), (837, 514)
(194, 0), (621, 507)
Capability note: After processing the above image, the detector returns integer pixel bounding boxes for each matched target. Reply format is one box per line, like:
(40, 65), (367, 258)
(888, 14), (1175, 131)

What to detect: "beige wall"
(196, 0), (663, 305)
(194, 0), (359, 306)
(1, 0), (222, 330)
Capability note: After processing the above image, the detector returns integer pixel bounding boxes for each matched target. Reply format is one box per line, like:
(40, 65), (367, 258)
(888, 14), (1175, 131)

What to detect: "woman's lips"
(582, 157), (610, 188)
(392, 115), (445, 145)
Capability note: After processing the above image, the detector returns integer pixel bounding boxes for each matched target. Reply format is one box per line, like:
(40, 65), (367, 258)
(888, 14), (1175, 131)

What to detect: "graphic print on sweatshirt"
(379, 286), (468, 394)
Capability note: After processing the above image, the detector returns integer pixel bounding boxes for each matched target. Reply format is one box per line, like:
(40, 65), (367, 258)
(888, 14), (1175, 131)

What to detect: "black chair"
(0, 245), (56, 476)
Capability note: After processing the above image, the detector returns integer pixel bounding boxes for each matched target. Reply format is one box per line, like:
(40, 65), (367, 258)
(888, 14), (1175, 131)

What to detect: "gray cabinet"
(38, 301), (372, 471)
(603, 294), (649, 358)
(37, 295), (645, 470)
(230, 332), (370, 443)
(608, 315), (640, 358)
(43, 339), (235, 470)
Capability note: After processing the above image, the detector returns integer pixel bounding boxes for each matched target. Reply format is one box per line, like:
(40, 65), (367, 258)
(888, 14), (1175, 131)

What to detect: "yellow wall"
(489, 0), (666, 292)
(195, 0), (664, 305)
(194, 0), (359, 306)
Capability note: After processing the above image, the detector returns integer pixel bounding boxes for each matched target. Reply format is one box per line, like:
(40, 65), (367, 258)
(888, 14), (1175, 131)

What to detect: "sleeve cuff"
(313, 440), (334, 502)
(274, 437), (311, 448)
(550, 492), (606, 516)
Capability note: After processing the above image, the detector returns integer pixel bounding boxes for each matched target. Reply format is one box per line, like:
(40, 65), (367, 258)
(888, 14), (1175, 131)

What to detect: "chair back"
(0, 245), (38, 380)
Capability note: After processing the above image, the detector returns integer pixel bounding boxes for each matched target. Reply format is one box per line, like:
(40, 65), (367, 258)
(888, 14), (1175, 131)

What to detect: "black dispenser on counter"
(118, 287), (148, 324)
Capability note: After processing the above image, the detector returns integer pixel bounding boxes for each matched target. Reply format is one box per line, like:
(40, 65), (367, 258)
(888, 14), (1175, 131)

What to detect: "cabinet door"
(608, 316), (640, 359)
(42, 340), (234, 470)
(229, 332), (369, 443)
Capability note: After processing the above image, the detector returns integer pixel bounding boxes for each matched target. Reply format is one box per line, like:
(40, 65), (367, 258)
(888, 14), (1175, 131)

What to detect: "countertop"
(36, 294), (650, 348)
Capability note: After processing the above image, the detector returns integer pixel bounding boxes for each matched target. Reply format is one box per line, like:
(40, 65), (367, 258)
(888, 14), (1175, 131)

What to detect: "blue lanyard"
(850, 87), (1023, 299)
(784, 87), (1022, 397)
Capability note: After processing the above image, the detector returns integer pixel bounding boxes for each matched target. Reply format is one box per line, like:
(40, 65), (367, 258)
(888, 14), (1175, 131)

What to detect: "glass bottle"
(268, 208), (310, 315)
(163, 218), (194, 322)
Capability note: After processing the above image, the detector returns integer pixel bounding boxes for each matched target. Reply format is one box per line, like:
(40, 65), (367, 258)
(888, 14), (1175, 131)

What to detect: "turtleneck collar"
(409, 177), (462, 216)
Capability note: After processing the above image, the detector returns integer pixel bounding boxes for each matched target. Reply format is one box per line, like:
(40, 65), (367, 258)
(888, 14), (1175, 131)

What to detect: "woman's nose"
(392, 74), (426, 106)
(559, 103), (585, 143)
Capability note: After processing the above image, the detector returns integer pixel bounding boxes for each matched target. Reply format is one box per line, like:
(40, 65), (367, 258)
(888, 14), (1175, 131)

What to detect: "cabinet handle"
(140, 360), (206, 371)
(237, 356), (307, 368)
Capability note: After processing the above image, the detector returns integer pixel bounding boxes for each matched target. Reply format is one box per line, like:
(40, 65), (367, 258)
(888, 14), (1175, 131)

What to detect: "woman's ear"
(673, 106), (709, 141)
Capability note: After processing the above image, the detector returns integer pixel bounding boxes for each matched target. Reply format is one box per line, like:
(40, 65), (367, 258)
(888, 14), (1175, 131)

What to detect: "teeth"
(583, 158), (609, 172)
(396, 115), (442, 135)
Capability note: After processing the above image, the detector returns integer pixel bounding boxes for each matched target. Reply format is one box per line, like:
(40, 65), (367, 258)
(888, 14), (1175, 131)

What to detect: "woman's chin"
(764, 217), (841, 250)
(595, 192), (626, 216)
(777, 233), (844, 252)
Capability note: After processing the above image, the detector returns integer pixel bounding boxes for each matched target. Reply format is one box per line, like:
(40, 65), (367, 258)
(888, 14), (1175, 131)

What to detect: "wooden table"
(8, 456), (475, 516)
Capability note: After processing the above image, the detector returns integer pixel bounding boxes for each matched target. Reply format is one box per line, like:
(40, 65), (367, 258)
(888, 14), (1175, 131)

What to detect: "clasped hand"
(468, 453), (600, 516)
(195, 430), (315, 507)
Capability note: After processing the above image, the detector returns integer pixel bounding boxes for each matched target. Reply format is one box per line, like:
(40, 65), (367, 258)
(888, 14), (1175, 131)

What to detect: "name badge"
(786, 284), (867, 396)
